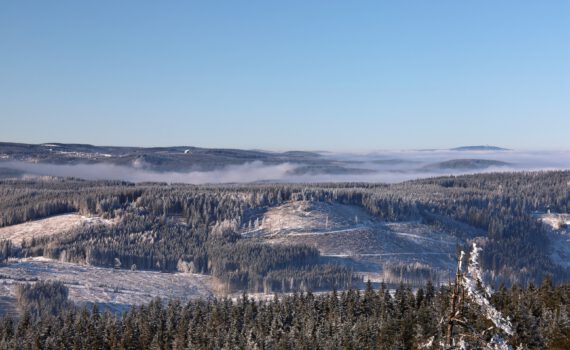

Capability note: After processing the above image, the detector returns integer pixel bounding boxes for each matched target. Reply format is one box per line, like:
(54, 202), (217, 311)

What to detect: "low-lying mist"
(2, 150), (570, 184)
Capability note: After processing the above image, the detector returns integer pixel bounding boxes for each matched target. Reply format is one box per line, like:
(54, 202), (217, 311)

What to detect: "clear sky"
(1, 1), (569, 151)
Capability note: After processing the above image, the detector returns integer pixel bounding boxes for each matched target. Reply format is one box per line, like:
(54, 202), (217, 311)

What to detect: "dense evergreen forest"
(1, 171), (570, 292)
(3, 278), (570, 349)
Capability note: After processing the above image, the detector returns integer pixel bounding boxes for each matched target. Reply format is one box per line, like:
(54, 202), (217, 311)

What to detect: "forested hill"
(0, 141), (323, 172)
(1, 171), (569, 290)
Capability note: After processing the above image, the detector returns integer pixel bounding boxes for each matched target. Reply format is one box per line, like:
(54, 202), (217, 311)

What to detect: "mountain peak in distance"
(450, 145), (510, 151)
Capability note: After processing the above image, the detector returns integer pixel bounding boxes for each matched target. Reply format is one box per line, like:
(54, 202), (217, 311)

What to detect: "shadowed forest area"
(2, 278), (569, 349)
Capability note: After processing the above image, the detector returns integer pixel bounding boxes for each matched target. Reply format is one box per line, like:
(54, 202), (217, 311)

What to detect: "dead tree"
(443, 243), (514, 350)
(446, 251), (466, 347)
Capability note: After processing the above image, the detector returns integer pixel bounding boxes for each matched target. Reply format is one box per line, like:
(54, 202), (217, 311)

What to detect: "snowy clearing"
(246, 200), (465, 283)
(393, 231), (455, 244)
(323, 252), (452, 257)
(0, 257), (215, 312)
(0, 214), (114, 246)
(248, 200), (375, 235)
(285, 227), (367, 236)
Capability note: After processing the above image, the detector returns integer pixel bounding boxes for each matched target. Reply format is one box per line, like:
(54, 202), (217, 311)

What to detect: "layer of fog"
(3, 161), (297, 184)
(2, 150), (570, 184)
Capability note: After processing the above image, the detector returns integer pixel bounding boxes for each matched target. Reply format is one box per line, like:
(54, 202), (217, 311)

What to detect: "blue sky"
(1, 1), (569, 151)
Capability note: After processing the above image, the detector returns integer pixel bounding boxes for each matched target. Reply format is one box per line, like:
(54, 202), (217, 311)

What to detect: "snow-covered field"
(0, 214), (114, 246)
(246, 200), (463, 282)
(0, 257), (215, 313)
(247, 201), (374, 236)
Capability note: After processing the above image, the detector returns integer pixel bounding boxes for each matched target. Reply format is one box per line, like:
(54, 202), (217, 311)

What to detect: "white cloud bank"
(2, 150), (570, 184)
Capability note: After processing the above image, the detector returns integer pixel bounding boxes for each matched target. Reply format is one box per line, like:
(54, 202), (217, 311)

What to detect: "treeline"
(0, 178), (141, 227)
(382, 262), (443, 287)
(0, 240), (12, 264)
(15, 281), (72, 319)
(2, 279), (569, 349)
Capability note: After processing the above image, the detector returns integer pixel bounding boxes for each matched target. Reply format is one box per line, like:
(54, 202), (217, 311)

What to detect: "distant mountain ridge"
(0, 142), (546, 182)
(451, 145), (510, 151)
(0, 142), (324, 172)
(422, 159), (511, 171)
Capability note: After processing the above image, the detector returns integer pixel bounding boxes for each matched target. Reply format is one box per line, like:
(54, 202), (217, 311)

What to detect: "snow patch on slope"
(0, 258), (215, 309)
(0, 214), (115, 246)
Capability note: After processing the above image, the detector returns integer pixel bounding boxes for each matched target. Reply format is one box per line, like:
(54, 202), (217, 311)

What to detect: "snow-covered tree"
(438, 243), (515, 349)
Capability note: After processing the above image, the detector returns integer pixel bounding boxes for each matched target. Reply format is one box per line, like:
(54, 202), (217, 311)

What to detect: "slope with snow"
(0, 214), (115, 246)
(244, 200), (466, 284)
(0, 257), (215, 313)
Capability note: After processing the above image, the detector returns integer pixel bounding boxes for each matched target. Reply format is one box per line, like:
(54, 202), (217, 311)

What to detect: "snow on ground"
(0, 214), (114, 246)
(286, 227), (366, 236)
(247, 200), (464, 282)
(259, 203), (459, 263)
(0, 258), (215, 312)
(252, 200), (374, 235)
(539, 213), (570, 230)
(324, 252), (452, 257)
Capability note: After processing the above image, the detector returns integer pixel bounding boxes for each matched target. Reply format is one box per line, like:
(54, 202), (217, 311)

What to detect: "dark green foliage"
(0, 240), (12, 263)
(0, 178), (141, 227)
(2, 282), (570, 349)
(15, 281), (73, 319)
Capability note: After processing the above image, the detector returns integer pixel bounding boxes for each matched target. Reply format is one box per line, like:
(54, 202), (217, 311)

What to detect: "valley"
(0, 171), (569, 320)
(2, 142), (570, 184)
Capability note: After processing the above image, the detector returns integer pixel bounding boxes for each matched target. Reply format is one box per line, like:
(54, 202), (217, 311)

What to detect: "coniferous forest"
(1, 171), (570, 348)
(2, 279), (570, 349)
(2, 171), (569, 289)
